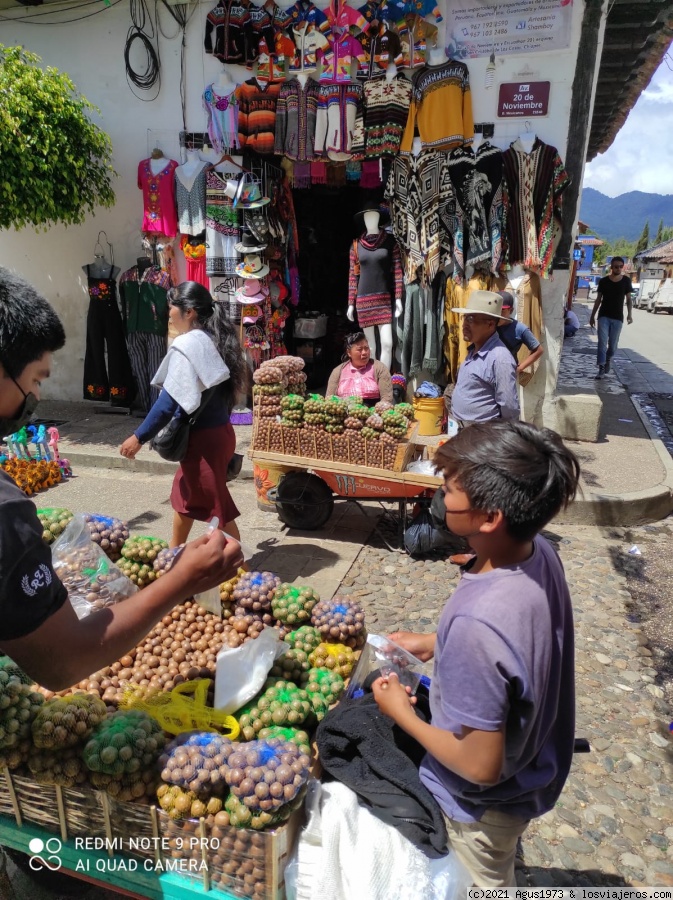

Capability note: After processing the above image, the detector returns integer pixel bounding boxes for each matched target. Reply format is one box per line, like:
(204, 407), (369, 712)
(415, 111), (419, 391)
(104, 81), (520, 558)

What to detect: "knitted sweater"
(204, 0), (252, 64)
(352, 74), (412, 158)
(274, 77), (321, 161)
(400, 60), (474, 152)
(235, 78), (282, 154)
(314, 82), (363, 160)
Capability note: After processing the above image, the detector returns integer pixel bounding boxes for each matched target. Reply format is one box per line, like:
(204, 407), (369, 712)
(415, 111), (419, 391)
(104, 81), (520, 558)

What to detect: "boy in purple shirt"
(373, 419), (580, 886)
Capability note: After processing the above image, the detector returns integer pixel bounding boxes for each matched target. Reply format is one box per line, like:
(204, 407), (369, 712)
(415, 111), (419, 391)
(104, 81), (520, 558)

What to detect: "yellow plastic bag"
(120, 679), (240, 738)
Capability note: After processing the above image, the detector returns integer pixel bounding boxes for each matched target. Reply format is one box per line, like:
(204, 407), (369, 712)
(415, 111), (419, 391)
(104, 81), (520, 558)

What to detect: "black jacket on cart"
(316, 682), (448, 858)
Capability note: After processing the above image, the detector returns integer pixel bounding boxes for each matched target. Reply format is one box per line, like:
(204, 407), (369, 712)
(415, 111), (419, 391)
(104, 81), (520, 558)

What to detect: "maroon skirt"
(170, 423), (240, 525)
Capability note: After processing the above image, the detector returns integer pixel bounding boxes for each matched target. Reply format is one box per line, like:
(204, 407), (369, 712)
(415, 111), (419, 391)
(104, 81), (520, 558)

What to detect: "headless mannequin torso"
(385, 62), (397, 82)
(347, 210), (402, 369)
(83, 254), (120, 281)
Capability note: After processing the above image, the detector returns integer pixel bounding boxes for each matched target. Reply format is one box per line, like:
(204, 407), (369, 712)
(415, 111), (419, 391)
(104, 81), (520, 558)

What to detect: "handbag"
(150, 387), (217, 462)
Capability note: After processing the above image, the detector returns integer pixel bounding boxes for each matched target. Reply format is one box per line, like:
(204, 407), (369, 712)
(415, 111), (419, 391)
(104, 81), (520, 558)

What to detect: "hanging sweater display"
(235, 78), (283, 154)
(400, 60), (474, 153)
(396, 14), (438, 69)
(286, 0), (332, 71)
(138, 159), (179, 237)
(352, 74), (412, 158)
(203, 84), (239, 152)
(348, 230), (404, 329)
(205, 169), (241, 277)
(274, 77), (321, 161)
(246, 4), (276, 64)
(175, 162), (209, 237)
(447, 142), (505, 283)
(315, 83), (363, 161)
(204, 0), (253, 64)
(316, 33), (366, 82)
(502, 138), (570, 277)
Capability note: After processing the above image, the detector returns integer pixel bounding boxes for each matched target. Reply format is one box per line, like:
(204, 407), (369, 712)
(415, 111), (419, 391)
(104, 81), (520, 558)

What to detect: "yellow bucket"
(413, 396), (445, 436)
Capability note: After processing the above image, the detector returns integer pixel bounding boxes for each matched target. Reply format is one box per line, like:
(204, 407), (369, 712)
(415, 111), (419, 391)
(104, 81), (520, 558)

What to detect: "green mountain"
(580, 188), (673, 242)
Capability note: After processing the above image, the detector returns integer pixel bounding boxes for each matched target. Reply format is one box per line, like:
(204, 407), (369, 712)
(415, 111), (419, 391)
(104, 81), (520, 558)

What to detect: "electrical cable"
(124, 0), (161, 101)
(155, 0), (198, 131)
(0, 0), (123, 24)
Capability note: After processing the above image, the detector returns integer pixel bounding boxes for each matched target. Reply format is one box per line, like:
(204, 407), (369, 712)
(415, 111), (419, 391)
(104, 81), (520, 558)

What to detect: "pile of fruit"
(37, 507), (74, 544)
(280, 394), (304, 429)
(118, 536), (169, 588)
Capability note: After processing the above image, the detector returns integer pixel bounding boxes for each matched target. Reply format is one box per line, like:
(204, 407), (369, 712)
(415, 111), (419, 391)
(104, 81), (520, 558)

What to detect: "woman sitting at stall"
(326, 332), (394, 407)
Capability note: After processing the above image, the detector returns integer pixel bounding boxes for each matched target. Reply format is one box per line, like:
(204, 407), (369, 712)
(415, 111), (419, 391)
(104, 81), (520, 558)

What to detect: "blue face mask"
(0, 375), (38, 436)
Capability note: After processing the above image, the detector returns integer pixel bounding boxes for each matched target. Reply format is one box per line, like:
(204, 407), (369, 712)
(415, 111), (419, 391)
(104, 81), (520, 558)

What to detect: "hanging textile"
(205, 169), (241, 276)
(352, 74), (412, 159)
(138, 159), (179, 237)
(385, 153), (424, 283)
(274, 77), (321, 161)
(396, 14), (438, 70)
(204, 0), (253, 64)
(447, 142), (504, 284)
(235, 79), (283, 155)
(443, 271), (508, 382)
(511, 271), (543, 387)
(83, 266), (136, 406)
(180, 236), (209, 289)
(203, 84), (240, 152)
(502, 138), (570, 278)
(314, 83), (363, 160)
(175, 162), (209, 236)
(400, 59), (473, 153)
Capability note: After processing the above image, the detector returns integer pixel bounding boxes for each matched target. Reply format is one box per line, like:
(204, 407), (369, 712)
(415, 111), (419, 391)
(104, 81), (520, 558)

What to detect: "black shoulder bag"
(150, 386), (217, 462)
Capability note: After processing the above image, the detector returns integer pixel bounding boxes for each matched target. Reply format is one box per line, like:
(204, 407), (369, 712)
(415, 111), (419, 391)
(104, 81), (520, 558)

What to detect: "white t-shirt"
(565, 310), (580, 329)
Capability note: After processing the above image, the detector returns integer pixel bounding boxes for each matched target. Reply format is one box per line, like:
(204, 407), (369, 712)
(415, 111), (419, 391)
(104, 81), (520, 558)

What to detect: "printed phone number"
(468, 892), (673, 900)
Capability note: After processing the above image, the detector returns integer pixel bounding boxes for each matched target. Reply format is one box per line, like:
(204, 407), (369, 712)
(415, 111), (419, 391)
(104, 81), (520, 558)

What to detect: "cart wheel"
(3, 847), (90, 896)
(275, 472), (334, 530)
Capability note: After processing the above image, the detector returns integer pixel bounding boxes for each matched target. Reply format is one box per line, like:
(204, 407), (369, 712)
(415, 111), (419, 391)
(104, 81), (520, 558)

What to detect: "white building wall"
(1, 0), (598, 411)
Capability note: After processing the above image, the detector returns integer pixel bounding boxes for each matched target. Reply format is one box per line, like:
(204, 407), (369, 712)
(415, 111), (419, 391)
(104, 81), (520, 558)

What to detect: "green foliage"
(594, 237), (637, 267)
(0, 44), (116, 230)
(635, 221), (650, 254)
(655, 218), (665, 245)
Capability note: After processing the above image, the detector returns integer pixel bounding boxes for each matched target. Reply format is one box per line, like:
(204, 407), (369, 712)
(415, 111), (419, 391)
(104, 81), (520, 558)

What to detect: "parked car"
(588, 282), (599, 300)
(647, 280), (673, 314)
(630, 285), (640, 306)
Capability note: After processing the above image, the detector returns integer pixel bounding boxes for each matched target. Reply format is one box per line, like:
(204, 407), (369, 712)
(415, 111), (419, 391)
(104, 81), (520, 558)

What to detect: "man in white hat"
(447, 290), (520, 427)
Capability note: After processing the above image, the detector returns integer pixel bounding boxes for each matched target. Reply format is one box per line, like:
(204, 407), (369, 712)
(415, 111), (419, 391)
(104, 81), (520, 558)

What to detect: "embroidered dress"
(400, 60), (474, 152)
(447, 142), (505, 283)
(348, 230), (403, 328)
(274, 77), (321, 161)
(204, 0), (253, 63)
(315, 82), (363, 161)
(206, 169), (241, 276)
(138, 159), (179, 237)
(502, 138), (569, 277)
(83, 266), (135, 405)
(175, 162), (209, 236)
(235, 78), (282, 154)
(181, 236), (209, 289)
(203, 84), (240, 152)
(352, 74), (411, 158)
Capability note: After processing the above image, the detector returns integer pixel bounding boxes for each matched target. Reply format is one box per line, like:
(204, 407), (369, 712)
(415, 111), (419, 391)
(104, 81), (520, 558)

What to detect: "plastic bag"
(347, 634), (423, 699)
(214, 627), (286, 714)
(404, 505), (452, 556)
(406, 459), (438, 476)
(52, 514), (138, 619)
(120, 678), (240, 738)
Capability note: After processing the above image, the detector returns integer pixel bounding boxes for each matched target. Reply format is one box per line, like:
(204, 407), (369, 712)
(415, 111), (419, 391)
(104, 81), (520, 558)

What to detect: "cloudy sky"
(583, 58), (673, 198)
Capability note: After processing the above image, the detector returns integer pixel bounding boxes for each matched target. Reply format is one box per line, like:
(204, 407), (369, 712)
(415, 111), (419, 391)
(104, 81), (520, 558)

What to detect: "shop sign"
(445, 0), (572, 59)
(497, 81), (550, 117)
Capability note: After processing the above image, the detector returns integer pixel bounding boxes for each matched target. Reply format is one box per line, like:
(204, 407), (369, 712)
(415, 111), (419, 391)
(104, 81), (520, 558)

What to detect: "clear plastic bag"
(346, 633), (424, 699)
(51, 515), (138, 619)
(214, 627), (286, 714)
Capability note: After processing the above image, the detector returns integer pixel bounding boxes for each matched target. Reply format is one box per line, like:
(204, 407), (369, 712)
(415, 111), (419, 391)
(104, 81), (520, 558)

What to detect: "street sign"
(573, 249), (582, 260)
(497, 81), (550, 117)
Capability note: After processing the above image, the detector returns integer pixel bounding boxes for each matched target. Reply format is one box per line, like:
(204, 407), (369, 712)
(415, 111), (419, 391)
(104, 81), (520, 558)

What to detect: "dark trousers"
(127, 332), (166, 412)
(83, 297), (136, 406)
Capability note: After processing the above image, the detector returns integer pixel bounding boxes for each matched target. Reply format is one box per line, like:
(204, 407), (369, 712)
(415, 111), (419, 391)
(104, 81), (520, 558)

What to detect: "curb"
(555, 394), (673, 526)
(62, 449), (178, 475)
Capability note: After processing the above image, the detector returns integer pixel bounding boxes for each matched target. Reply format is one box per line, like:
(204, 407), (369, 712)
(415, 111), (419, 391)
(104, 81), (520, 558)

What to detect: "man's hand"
(387, 631), (436, 662)
(372, 672), (417, 725)
(171, 530), (244, 595)
(589, 316), (595, 328)
(627, 315), (633, 324)
(120, 435), (142, 459)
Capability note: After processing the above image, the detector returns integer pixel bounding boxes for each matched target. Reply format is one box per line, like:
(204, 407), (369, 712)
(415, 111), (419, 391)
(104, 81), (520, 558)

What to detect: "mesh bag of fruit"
(82, 709), (166, 777)
(32, 695), (107, 750)
(283, 625), (322, 654)
(83, 514), (130, 561)
(236, 679), (312, 741)
(233, 571), (281, 612)
(224, 783), (307, 830)
(118, 535), (169, 588)
(311, 595), (366, 647)
(271, 584), (319, 626)
(120, 678), (240, 738)
(256, 725), (310, 755)
(52, 515), (138, 617)
(157, 782), (226, 820)
(224, 737), (311, 815)
(300, 666), (345, 705)
(37, 508), (74, 544)
(307, 642), (356, 678)
(28, 745), (89, 787)
(158, 731), (235, 794)
(0, 667), (44, 751)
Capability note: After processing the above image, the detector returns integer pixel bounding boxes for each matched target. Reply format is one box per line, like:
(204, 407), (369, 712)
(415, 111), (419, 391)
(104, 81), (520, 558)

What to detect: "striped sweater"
(352, 74), (412, 158)
(314, 82), (363, 160)
(400, 59), (474, 152)
(274, 77), (321, 161)
(235, 78), (282, 154)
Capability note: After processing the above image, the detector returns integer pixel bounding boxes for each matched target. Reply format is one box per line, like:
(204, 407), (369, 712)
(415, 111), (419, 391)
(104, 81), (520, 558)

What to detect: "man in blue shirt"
(496, 291), (544, 376)
(448, 290), (520, 426)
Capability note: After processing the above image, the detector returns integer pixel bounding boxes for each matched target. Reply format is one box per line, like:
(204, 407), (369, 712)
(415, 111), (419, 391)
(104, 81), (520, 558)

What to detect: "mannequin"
(412, 136), (423, 157)
(215, 71), (234, 92)
(178, 149), (207, 179)
(517, 128), (536, 154)
(83, 252), (119, 281)
(428, 45), (448, 66)
(150, 147), (170, 176)
(296, 71), (310, 89)
(470, 132), (484, 152)
(385, 61), (397, 82)
(347, 209), (404, 370)
(508, 264), (527, 293)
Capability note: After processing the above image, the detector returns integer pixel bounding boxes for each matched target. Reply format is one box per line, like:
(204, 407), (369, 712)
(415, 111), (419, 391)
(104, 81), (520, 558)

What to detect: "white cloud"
(583, 58), (673, 197)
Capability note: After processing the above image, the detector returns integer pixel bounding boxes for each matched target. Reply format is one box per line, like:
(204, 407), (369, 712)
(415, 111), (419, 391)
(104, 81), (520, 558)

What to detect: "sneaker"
(604, 359), (611, 374)
(595, 366), (605, 379)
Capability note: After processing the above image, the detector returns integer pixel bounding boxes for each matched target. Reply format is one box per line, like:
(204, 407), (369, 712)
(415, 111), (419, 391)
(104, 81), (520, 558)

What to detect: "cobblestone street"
(342, 520), (673, 887)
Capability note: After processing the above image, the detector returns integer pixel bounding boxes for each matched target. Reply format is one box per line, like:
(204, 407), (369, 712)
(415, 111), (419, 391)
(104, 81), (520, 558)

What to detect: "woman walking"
(120, 282), (246, 546)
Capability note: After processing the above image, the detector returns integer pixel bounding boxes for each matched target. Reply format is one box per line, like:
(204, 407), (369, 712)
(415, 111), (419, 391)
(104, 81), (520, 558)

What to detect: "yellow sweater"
(400, 60), (474, 152)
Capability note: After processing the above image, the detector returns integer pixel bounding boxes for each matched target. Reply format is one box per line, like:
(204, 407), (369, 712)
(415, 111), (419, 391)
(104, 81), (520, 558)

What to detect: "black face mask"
(0, 375), (38, 436)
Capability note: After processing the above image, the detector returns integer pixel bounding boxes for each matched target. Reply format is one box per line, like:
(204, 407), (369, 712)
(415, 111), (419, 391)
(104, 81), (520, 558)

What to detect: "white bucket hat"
(451, 290), (509, 321)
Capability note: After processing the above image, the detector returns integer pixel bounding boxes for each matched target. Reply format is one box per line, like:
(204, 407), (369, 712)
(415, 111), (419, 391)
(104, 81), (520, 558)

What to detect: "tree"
(634, 221), (650, 255)
(0, 44), (116, 231)
(655, 218), (665, 245)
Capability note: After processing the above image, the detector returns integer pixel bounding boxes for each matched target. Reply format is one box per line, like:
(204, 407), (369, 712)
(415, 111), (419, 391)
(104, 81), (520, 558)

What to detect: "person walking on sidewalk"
(120, 282), (247, 547)
(445, 291), (520, 427)
(373, 419), (580, 887)
(0, 267), (243, 691)
(589, 256), (632, 379)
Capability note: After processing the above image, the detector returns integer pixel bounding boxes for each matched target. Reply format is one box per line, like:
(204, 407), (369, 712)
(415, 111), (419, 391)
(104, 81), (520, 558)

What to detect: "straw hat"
(451, 290), (509, 321)
(236, 254), (270, 279)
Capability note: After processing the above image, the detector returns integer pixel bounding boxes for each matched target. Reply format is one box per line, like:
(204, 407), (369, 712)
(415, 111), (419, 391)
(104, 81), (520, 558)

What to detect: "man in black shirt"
(0, 267), (243, 690)
(588, 256), (632, 379)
